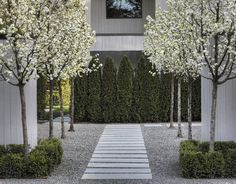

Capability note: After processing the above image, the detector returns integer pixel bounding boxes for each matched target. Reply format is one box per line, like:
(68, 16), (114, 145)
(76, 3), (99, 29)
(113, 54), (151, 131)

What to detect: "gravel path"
(1, 123), (236, 184)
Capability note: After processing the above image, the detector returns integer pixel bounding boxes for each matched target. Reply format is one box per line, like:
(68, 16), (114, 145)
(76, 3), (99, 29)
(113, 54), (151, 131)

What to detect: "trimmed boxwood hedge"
(180, 140), (236, 178)
(0, 138), (63, 178)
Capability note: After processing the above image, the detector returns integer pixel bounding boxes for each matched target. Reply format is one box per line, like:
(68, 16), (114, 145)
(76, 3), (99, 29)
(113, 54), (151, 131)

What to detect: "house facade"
(86, 0), (236, 142)
(86, 0), (166, 66)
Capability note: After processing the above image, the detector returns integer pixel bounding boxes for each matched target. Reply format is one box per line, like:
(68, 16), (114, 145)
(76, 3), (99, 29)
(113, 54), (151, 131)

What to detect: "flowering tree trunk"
(49, 80), (54, 138)
(68, 77), (75, 132)
(209, 82), (218, 151)
(19, 84), (29, 158)
(187, 78), (193, 140)
(169, 74), (175, 128)
(58, 80), (65, 139)
(177, 78), (183, 138)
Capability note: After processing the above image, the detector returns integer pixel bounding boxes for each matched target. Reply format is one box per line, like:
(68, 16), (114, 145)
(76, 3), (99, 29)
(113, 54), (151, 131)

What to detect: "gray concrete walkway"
(82, 125), (152, 180)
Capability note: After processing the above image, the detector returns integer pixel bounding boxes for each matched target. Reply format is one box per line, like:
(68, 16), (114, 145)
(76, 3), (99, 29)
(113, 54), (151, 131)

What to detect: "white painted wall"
(91, 35), (144, 51)
(155, 0), (167, 9)
(0, 80), (37, 148)
(201, 77), (236, 141)
(85, 0), (91, 24)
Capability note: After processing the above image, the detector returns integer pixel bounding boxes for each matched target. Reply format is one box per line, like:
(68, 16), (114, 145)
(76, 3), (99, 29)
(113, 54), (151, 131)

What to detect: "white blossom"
(144, 0), (202, 80)
(36, 0), (95, 81)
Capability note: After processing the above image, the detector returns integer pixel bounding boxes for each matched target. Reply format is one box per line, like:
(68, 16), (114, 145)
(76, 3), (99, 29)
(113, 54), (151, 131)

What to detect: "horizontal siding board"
(0, 80), (37, 147)
(201, 76), (236, 141)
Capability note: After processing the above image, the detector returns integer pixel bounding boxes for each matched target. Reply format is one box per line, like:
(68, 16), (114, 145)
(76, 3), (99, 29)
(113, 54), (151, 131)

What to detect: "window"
(106, 0), (142, 19)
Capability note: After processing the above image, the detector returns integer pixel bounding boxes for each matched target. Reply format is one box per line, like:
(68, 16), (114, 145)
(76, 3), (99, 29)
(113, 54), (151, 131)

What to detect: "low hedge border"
(180, 140), (236, 178)
(0, 138), (63, 178)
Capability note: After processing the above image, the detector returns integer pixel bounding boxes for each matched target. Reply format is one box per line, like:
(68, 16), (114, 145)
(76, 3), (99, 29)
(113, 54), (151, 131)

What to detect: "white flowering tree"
(144, 1), (201, 139)
(145, 0), (236, 149)
(36, 0), (95, 138)
(182, 0), (236, 150)
(0, 0), (43, 156)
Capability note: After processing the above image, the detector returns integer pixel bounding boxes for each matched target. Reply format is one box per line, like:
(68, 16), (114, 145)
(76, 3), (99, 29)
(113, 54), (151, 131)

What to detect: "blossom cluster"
(0, 0), (95, 85)
(144, 0), (236, 82)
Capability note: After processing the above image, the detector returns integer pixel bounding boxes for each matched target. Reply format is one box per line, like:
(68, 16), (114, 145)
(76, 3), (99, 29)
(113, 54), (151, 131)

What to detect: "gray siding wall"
(0, 80), (37, 148)
(91, 0), (155, 34)
(91, 35), (144, 51)
(201, 77), (236, 141)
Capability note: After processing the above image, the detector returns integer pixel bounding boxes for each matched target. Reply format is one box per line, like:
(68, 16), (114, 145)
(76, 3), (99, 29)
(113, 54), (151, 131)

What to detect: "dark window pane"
(106, 0), (142, 19)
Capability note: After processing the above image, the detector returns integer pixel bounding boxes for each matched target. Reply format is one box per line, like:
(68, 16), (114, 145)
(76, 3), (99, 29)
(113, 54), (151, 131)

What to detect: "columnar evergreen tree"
(37, 75), (47, 120)
(192, 78), (201, 121)
(87, 58), (102, 122)
(130, 69), (141, 122)
(157, 74), (171, 122)
(117, 56), (133, 122)
(74, 74), (87, 122)
(136, 56), (158, 122)
(102, 57), (117, 123)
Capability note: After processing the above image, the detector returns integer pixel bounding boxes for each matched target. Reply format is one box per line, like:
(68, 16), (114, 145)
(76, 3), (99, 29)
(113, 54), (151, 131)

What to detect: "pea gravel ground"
(1, 123), (236, 184)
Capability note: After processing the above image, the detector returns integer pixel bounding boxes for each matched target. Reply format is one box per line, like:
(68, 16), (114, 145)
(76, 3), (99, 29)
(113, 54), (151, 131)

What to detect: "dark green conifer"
(136, 56), (158, 122)
(130, 69), (141, 122)
(102, 57), (117, 123)
(116, 56), (133, 122)
(86, 58), (102, 122)
(74, 74), (87, 122)
(157, 74), (171, 122)
(37, 74), (47, 120)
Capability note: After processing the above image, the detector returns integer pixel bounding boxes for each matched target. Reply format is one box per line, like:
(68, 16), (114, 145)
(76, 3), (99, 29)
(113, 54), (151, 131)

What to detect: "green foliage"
(130, 69), (141, 122)
(61, 80), (71, 106)
(180, 80), (188, 121)
(116, 56), (133, 122)
(102, 57), (117, 123)
(199, 141), (236, 154)
(73, 55), (201, 123)
(180, 140), (200, 154)
(225, 149), (236, 177)
(74, 74), (88, 122)
(0, 153), (25, 178)
(0, 146), (7, 157)
(136, 56), (158, 122)
(6, 144), (24, 154)
(157, 74), (171, 122)
(27, 149), (51, 177)
(0, 138), (63, 178)
(44, 106), (70, 120)
(38, 138), (63, 165)
(206, 151), (225, 178)
(87, 59), (102, 122)
(180, 140), (236, 178)
(173, 78), (201, 122)
(192, 78), (201, 121)
(37, 75), (47, 120)
(41, 80), (71, 111)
